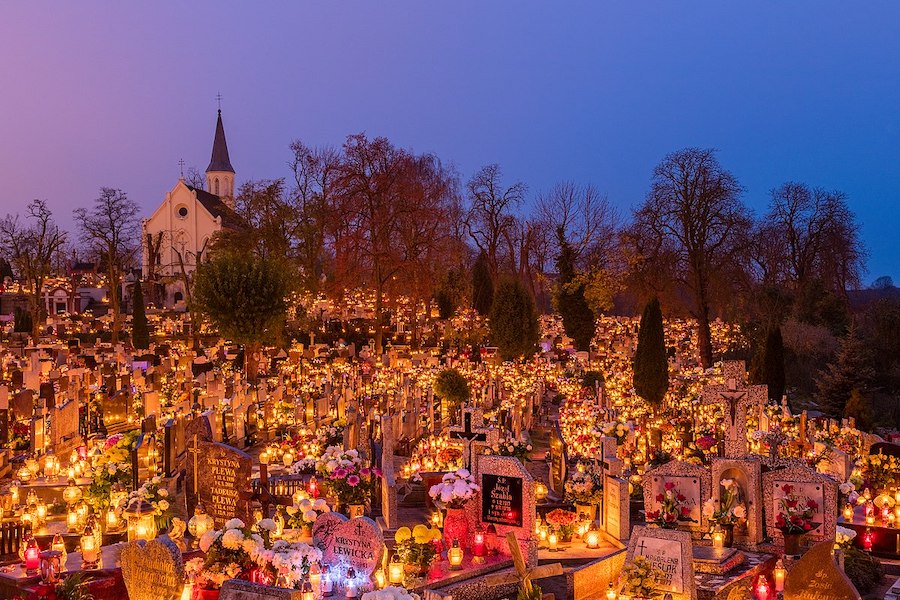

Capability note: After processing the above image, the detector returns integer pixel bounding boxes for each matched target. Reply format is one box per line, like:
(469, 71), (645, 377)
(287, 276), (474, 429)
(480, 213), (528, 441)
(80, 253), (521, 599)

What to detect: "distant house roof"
(71, 262), (96, 273)
(186, 185), (247, 231)
(206, 110), (235, 173)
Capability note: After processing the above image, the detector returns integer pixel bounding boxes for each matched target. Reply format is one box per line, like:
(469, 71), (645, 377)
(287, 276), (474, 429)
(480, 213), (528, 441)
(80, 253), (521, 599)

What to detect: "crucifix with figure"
(449, 406), (498, 475)
(700, 361), (767, 458)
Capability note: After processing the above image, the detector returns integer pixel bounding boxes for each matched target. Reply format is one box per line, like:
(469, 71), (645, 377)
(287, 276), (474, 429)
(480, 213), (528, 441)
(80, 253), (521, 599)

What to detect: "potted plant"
(429, 468), (479, 550)
(545, 509), (578, 543)
(315, 446), (380, 516)
(702, 479), (746, 547)
(564, 468), (603, 522)
(774, 484), (818, 556)
(394, 525), (440, 577)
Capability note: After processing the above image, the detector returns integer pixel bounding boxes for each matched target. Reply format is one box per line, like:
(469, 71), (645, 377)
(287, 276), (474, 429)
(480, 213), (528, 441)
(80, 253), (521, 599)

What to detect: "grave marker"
(194, 441), (252, 527)
(312, 513), (384, 583)
(120, 538), (186, 600)
(626, 526), (697, 600)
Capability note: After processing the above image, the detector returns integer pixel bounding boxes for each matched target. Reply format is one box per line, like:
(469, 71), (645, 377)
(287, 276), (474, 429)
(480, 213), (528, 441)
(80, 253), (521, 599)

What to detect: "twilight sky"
(1, 2), (898, 282)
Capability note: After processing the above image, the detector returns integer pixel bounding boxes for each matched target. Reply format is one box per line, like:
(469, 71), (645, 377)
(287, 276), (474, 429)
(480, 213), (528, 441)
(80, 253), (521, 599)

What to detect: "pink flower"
(347, 475), (360, 487)
(360, 468), (371, 477)
(334, 467), (348, 478)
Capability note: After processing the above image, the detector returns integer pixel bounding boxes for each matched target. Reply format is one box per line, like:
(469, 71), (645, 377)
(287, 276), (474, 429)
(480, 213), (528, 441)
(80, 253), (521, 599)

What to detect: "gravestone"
(814, 442), (850, 483)
(626, 526), (697, 600)
(12, 390), (33, 420)
(473, 454), (537, 567)
(312, 513), (384, 585)
(700, 361), (766, 458)
(104, 390), (130, 428)
(604, 475), (630, 541)
(120, 538), (186, 600)
(194, 441), (252, 527)
(763, 464), (837, 544)
(51, 400), (79, 450)
(783, 540), (861, 600)
(548, 423), (568, 496)
(642, 461), (712, 533)
(220, 580), (303, 600)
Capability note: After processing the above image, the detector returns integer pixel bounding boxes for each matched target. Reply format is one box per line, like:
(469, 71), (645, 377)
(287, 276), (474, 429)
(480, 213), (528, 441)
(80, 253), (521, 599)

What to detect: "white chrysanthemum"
(258, 518), (277, 532)
(225, 518), (245, 530)
(198, 530), (218, 553)
(221, 529), (244, 550)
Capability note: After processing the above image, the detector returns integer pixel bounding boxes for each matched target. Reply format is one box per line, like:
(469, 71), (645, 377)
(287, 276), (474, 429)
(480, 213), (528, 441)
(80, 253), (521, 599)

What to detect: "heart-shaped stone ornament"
(313, 514), (384, 577)
(120, 538), (186, 600)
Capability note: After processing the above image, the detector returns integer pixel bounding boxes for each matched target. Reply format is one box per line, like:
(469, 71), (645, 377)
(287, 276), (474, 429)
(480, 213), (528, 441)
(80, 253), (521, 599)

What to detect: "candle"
(773, 559), (786, 591)
(374, 569), (386, 589)
(755, 575), (770, 599)
(548, 532), (558, 551)
(843, 504), (853, 522)
(23, 537), (40, 574)
(585, 529), (600, 549)
(473, 529), (486, 557)
(388, 555), (404, 584)
(448, 538), (464, 569)
(81, 524), (99, 568)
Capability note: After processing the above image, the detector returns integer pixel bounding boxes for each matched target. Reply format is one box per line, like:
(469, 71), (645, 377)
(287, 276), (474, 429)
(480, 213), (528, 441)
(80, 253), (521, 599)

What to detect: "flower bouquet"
(619, 555), (664, 599)
(394, 525), (441, 576)
(428, 469), (479, 509)
(545, 508), (578, 542)
(315, 446), (380, 510)
(127, 476), (174, 531)
(255, 539), (323, 589)
(195, 519), (265, 588)
(645, 481), (693, 529)
(564, 469), (603, 505)
(84, 431), (139, 512)
(286, 497), (330, 534)
(489, 436), (532, 461)
(703, 479), (746, 526)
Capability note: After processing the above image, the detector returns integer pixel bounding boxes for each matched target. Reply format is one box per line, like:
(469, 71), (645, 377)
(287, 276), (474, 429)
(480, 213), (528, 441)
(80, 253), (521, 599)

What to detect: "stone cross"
(449, 407), (497, 473)
(700, 361), (767, 458)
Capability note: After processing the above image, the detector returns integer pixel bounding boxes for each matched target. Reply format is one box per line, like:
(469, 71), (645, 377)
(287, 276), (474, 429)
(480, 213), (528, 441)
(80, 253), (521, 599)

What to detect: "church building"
(141, 110), (244, 309)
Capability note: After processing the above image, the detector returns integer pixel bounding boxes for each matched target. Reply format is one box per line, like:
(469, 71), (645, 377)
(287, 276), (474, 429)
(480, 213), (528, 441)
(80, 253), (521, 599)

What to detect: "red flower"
(782, 484), (794, 495)
(665, 482), (676, 491)
(681, 507), (691, 517)
(806, 499), (818, 511)
(664, 512), (676, 522)
(656, 494), (664, 502)
(803, 522), (811, 531)
(676, 494), (686, 502)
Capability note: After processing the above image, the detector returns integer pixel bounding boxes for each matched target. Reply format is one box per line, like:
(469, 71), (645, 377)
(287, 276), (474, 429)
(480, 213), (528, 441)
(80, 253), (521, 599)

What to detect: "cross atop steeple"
(178, 158), (185, 179)
(216, 92), (223, 111)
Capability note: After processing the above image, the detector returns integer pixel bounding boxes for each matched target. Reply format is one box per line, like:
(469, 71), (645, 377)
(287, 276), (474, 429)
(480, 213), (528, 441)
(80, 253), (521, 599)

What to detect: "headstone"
(604, 475), (630, 541)
(763, 464), (838, 543)
(473, 454), (537, 567)
(814, 442), (850, 483)
(220, 580), (303, 600)
(104, 390), (130, 428)
(548, 423), (567, 496)
(120, 538), (186, 600)
(12, 390), (33, 420)
(783, 540), (861, 600)
(312, 514), (384, 584)
(626, 526), (697, 600)
(195, 441), (252, 527)
(642, 461), (712, 532)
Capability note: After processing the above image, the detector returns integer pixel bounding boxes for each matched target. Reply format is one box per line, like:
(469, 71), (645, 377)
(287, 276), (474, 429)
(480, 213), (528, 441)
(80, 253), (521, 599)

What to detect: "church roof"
(186, 185), (247, 230)
(206, 110), (235, 173)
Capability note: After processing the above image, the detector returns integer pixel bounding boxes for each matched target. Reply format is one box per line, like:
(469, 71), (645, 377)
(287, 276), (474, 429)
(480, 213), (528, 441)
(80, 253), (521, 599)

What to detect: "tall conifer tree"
(633, 297), (668, 409)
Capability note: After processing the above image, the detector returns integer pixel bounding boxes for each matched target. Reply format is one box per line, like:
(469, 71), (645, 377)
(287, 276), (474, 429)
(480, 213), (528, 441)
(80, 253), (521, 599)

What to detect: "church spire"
(205, 106), (235, 203)
(206, 109), (235, 174)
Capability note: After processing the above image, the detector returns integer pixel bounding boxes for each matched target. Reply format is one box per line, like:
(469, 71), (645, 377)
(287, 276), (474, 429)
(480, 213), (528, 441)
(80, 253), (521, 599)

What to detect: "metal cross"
(216, 92), (223, 110)
(178, 158), (185, 178)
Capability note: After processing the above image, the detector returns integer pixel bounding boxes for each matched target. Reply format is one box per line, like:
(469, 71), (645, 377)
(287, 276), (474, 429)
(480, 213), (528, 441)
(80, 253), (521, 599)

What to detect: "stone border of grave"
(762, 463), (838, 544)
(711, 457), (763, 547)
(641, 460), (712, 534)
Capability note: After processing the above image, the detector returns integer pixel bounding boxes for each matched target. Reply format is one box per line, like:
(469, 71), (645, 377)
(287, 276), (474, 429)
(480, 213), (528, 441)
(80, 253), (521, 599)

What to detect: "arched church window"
(215, 178), (220, 195)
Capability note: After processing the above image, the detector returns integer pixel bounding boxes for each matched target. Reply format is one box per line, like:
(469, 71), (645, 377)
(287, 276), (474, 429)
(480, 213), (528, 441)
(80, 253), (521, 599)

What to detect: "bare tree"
(74, 188), (139, 344)
(0, 199), (68, 339)
(466, 164), (525, 279)
(628, 148), (752, 367)
(765, 183), (865, 297)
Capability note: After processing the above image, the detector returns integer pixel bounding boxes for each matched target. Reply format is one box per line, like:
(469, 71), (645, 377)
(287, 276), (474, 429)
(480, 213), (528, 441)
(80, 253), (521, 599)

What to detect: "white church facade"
(141, 110), (243, 309)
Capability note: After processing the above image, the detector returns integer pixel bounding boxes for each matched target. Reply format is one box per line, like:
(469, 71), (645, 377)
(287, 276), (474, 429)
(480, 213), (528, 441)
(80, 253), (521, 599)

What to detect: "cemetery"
(0, 309), (890, 600)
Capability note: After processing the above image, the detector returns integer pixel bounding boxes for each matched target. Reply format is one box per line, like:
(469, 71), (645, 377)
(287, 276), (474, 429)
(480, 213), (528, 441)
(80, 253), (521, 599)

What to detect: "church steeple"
(206, 108), (235, 204)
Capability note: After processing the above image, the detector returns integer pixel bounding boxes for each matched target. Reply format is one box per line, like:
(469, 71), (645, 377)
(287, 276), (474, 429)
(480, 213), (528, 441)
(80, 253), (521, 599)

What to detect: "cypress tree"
(132, 279), (150, 350)
(633, 296), (669, 409)
(817, 324), (874, 417)
(761, 325), (785, 401)
(489, 277), (539, 361)
(555, 227), (596, 352)
(472, 252), (494, 316)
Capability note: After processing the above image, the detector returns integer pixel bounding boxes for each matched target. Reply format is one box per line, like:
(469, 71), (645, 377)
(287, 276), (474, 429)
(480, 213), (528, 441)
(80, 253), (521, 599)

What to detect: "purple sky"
(1, 3), (898, 282)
